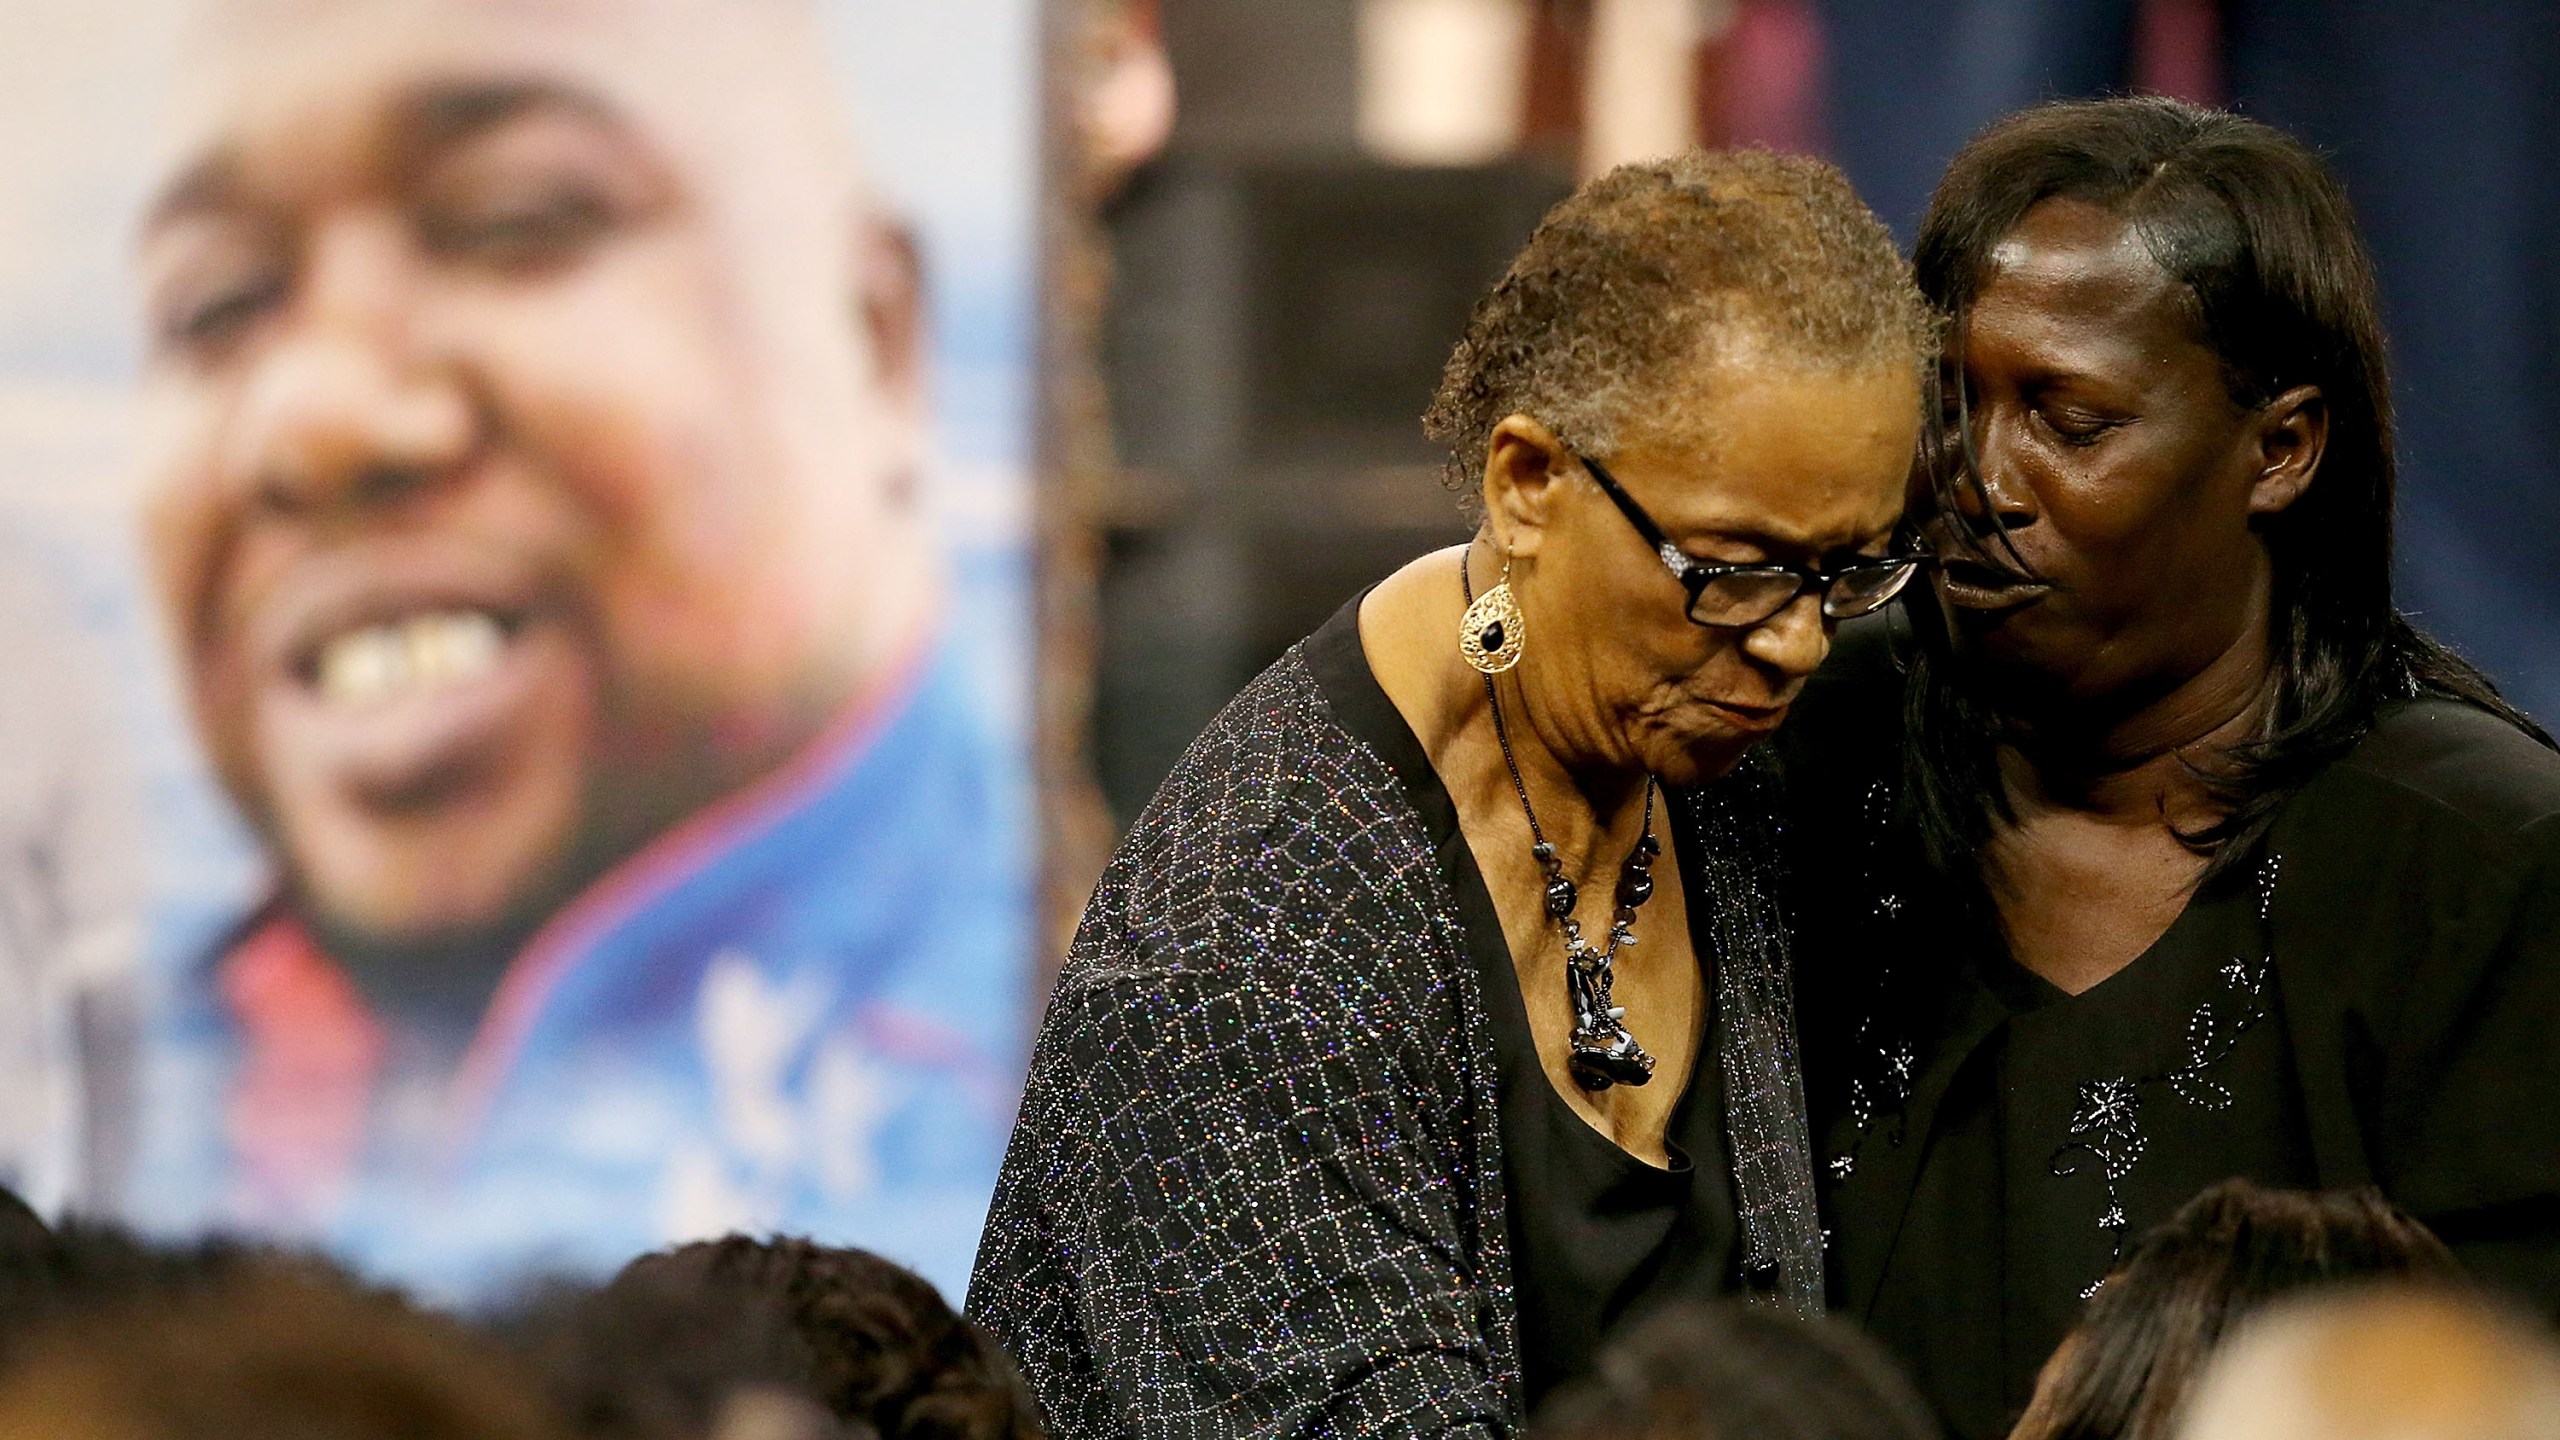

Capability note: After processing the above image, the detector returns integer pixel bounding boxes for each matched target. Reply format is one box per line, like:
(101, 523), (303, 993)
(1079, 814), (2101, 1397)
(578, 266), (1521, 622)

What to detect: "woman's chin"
(1625, 696), (1783, 787)
(1948, 600), (2079, 678)
(1950, 621), (2102, 712)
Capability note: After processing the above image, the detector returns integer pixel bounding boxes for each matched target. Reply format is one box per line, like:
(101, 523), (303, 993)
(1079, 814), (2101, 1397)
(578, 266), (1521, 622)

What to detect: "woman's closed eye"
(2037, 403), (2127, 447)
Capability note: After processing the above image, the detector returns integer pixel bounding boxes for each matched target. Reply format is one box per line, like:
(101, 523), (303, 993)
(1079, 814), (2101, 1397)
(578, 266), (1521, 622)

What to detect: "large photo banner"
(0, 0), (1036, 1303)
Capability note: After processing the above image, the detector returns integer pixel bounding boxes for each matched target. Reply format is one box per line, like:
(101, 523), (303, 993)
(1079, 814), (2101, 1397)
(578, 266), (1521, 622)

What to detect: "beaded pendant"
(1535, 812), (1661, 1090)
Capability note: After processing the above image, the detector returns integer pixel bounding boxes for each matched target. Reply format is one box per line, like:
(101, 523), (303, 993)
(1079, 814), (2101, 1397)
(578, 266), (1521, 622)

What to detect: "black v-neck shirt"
(1843, 859), (2318, 1434)
(1782, 620), (2560, 1440)
(1301, 597), (1743, 1410)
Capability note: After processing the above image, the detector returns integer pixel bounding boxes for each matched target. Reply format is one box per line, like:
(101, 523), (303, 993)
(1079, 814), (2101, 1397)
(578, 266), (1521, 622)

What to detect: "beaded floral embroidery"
(2051, 854), (2282, 1297)
(1819, 774), (2291, 1305)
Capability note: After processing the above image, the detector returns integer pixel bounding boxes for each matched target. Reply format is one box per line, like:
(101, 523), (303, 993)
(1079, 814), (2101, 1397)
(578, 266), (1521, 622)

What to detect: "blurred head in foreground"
(510, 1265), (839, 1440)
(138, 0), (936, 981)
(2012, 1180), (2463, 1440)
(0, 1266), (565, 1440)
(0, 1219), (325, 1356)
(2179, 1286), (2560, 1440)
(1532, 1300), (1938, 1440)
(525, 1235), (1036, 1440)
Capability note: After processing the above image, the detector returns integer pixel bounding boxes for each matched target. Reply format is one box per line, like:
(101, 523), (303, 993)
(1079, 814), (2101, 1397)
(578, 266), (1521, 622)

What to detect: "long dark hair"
(2011, 1180), (2462, 1440)
(1903, 97), (2549, 885)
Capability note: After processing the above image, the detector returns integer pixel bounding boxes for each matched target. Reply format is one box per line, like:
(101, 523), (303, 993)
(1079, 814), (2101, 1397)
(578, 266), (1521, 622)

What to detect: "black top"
(1832, 858), (2318, 1432)
(1781, 622), (2560, 1440)
(969, 596), (1817, 1440)
(1301, 597), (1743, 1408)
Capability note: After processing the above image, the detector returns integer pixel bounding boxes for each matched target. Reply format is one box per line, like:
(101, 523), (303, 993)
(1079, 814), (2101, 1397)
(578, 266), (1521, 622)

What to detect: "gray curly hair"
(1422, 148), (1935, 500)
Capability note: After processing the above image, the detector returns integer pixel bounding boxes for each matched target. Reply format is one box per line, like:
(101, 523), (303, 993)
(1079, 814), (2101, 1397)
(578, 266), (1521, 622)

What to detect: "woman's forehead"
(1609, 362), (1916, 552)
(1627, 342), (1919, 452)
(1975, 198), (2192, 334)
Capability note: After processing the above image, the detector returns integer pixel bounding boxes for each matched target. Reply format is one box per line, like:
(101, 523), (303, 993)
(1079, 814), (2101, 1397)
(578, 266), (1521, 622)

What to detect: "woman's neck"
(1485, 682), (1655, 859)
(1363, 544), (1653, 871)
(1362, 541), (1703, 1162)
(1994, 614), (2277, 831)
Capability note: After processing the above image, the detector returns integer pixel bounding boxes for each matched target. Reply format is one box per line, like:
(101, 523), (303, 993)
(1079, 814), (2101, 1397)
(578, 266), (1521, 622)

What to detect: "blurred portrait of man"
(129, 0), (1028, 1298)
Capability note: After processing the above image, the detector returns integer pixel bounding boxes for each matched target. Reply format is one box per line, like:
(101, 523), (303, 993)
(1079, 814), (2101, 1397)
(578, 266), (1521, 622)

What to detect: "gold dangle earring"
(1458, 546), (1526, 675)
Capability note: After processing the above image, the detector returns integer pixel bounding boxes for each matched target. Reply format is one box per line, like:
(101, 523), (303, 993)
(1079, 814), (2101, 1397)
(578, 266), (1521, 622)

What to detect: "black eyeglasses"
(1579, 454), (1925, 628)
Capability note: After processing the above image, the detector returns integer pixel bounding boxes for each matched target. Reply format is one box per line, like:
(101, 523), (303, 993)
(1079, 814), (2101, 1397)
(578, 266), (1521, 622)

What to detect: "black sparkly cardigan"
(967, 642), (1821, 1439)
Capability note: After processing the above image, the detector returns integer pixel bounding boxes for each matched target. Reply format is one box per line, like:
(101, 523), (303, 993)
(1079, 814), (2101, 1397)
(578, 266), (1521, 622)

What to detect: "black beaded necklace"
(1466, 561), (1662, 1090)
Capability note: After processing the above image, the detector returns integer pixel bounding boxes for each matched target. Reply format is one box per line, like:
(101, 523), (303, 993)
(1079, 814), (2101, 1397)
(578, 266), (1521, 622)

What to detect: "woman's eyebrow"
(1682, 522), (1885, 564)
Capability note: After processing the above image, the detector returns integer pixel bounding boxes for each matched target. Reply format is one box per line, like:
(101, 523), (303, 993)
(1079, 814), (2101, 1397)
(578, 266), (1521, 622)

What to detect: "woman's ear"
(1482, 414), (1570, 559)
(2248, 384), (2327, 517)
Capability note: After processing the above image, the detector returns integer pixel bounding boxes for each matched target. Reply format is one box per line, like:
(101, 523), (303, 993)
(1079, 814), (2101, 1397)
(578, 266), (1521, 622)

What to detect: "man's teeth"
(314, 611), (507, 706)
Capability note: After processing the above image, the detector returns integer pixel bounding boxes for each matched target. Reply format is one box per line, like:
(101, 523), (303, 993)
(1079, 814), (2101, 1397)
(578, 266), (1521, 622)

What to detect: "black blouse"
(1302, 598), (1743, 1409)
(1781, 622), (2560, 1440)
(1829, 855), (2319, 1433)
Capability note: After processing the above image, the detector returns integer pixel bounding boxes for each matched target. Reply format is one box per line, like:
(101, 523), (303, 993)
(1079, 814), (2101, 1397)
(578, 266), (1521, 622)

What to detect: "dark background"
(1090, 0), (2559, 823)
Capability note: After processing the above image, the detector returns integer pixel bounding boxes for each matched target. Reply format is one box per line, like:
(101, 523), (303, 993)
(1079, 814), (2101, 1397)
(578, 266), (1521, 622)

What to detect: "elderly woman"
(1779, 98), (2560, 1439)
(971, 151), (1934, 1437)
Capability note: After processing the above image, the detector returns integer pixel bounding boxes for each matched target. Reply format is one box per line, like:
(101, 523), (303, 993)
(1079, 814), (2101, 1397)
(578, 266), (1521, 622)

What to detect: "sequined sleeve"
(968, 651), (1520, 1439)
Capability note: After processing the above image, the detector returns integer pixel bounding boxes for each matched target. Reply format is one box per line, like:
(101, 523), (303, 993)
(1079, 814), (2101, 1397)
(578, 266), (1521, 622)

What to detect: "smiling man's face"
(139, 0), (937, 964)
